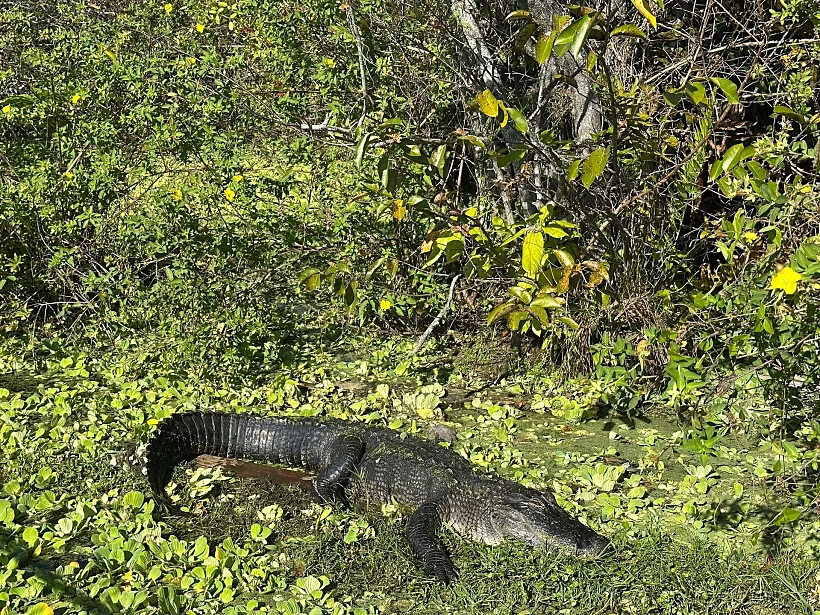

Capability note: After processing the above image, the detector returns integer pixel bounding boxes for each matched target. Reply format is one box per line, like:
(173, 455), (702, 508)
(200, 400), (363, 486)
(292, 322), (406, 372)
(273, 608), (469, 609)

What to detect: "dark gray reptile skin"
(144, 412), (607, 583)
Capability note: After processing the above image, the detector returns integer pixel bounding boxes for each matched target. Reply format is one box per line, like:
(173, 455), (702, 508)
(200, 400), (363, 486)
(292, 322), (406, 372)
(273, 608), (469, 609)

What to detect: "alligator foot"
(406, 500), (459, 584)
(421, 550), (460, 585)
(314, 434), (364, 509)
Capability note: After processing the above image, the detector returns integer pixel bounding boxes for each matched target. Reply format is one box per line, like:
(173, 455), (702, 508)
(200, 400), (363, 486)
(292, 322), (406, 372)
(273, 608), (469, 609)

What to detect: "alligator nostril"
(588, 535), (609, 555)
(576, 532), (608, 556)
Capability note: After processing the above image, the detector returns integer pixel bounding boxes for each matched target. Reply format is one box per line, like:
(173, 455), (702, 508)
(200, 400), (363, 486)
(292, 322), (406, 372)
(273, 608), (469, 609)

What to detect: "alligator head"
(491, 487), (608, 556)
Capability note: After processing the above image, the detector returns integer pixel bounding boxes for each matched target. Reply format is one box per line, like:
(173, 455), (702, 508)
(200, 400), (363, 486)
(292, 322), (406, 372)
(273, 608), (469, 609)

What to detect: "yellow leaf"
(171, 189), (183, 201)
(196, 23), (205, 33)
(420, 240), (433, 253)
(25, 603), (54, 615)
(392, 199), (406, 221)
(147, 418), (158, 425)
(416, 407), (435, 420)
(631, 0), (657, 28)
(232, 174), (243, 182)
(224, 187), (236, 201)
(771, 266), (802, 294)
(164, 3), (173, 12)
(557, 268), (572, 293)
(379, 299), (392, 311)
(476, 89), (499, 118)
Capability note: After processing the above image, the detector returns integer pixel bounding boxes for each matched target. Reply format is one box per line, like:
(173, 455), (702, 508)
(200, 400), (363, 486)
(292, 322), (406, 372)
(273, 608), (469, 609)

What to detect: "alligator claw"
(423, 552), (459, 584)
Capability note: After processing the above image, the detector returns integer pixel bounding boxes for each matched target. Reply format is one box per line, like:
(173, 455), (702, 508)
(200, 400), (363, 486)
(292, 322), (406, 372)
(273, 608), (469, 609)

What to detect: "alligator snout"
(577, 531), (609, 556)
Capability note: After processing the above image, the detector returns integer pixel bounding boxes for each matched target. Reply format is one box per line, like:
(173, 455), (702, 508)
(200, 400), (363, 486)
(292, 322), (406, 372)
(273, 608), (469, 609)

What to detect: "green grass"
(1, 341), (818, 615)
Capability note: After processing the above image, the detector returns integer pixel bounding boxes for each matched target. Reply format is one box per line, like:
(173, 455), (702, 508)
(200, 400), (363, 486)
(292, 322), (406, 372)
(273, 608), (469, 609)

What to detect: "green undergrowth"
(1, 337), (819, 615)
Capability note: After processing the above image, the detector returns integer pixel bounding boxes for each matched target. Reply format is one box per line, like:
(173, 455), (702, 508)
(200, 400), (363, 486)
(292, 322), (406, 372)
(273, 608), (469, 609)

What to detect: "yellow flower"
(171, 189), (183, 201)
(164, 3), (172, 12)
(224, 187), (236, 202)
(196, 23), (205, 33)
(379, 299), (392, 311)
(742, 231), (758, 242)
(232, 174), (243, 182)
(2, 105), (10, 114)
(71, 93), (81, 104)
(771, 266), (802, 294)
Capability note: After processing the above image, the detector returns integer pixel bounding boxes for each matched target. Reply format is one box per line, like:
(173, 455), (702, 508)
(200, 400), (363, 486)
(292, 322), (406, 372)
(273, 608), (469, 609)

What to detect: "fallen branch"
(411, 274), (460, 355)
(194, 455), (314, 487)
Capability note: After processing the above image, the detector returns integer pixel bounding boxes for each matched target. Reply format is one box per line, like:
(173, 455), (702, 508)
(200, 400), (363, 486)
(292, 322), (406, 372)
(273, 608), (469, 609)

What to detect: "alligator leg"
(406, 500), (459, 584)
(313, 434), (365, 506)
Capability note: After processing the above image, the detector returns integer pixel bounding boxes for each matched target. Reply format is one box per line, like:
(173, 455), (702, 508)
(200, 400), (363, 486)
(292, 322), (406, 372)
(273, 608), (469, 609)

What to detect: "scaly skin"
(143, 412), (608, 583)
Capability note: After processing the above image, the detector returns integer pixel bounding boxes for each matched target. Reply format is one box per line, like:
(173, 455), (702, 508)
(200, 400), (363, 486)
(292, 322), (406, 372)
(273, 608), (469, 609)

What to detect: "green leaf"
(458, 134), (485, 148)
(773, 507), (800, 526)
(570, 15), (594, 60)
(663, 88), (684, 107)
(506, 107), (529, 133)
(506, 9), (531, 20)
(610, 24), (647, 39)
(535, 31), (557, 64)
(557, 316), (580, 329)
(555, 17), (582, 47)
(544, 224), (568, 239)
(683, 81), (706, 105)
(553, 249), (575, 268)
(354, 133), (372, 168)
(429, 145), (448, 176)
(522, 231), (545, 276)
(26, 604), (54, 615)
(773, 105), (806, 123)
(530, 295), (564, 308)
(507, 310), (528, 330)
(477, 89), (499, 117)
(721, 144), (745, 173)
(567, 159), (582, 182)
(488, 303), (515, 324)
(710, 77), (739, 104)
(378, 118), (403, 130)
(496, 147), (528, 168)
(509, 286), (533, 304)
(631, 0), (657, 28)
(708, 159), (722, 182)
(23, 526), (39, 546)
(529, 305), (549, 325)
(344, 283), (357, 308)
(746, 160), (766, 181)
(515, 23), (538, 50)
(581, 147), (610, 188)
(122, 491), (144, 509)
(498, 102), (509, 128)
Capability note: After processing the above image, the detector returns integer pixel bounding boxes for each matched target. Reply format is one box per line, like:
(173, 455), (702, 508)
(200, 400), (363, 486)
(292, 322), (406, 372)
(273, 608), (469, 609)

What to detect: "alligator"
(140, 411), (608, 583)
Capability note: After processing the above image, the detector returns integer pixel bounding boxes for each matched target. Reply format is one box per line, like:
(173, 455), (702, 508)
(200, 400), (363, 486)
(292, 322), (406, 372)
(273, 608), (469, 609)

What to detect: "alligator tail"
(144, 412), (336, 506)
